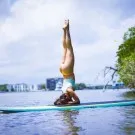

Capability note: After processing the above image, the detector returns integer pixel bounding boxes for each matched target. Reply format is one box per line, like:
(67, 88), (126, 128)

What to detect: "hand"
(67, 101), (74, 104)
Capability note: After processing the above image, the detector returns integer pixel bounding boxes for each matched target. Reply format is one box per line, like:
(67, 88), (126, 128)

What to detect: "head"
(54, 93), (71, 105)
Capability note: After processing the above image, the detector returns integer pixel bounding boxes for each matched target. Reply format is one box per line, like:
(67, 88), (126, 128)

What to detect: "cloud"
(0, 0), (135, 84)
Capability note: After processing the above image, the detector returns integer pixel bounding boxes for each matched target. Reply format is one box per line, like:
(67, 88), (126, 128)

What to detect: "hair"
(54, 93), (72, 105)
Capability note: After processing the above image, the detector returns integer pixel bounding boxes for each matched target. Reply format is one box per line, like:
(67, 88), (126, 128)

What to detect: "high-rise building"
(55, 78), (63, 91)
(46, 78), (63, 90)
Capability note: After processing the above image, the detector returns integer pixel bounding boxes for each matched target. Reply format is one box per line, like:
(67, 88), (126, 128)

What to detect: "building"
(7, 84), (38, 92)
(112, 81), (125, 89)
(46, 77), (63, 91)
(29, 84), (38, 91)
(6, 84), (14, 92)
(7, 83), (29, 92)
(55, 78), (63, 91)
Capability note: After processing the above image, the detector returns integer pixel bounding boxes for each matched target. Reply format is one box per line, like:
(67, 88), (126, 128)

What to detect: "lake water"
(0, 89), (135, 135)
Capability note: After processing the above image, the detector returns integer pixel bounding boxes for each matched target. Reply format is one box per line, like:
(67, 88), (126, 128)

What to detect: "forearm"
(68, 99), (80, 105)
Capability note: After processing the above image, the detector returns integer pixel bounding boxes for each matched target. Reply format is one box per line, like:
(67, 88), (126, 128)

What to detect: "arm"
(68, 100), (80, 105)
(67, 90), (80, 105)
(54, 98), (61, 105)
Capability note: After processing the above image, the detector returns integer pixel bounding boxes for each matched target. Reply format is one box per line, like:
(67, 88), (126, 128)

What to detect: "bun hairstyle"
(54, 93), (71, 105)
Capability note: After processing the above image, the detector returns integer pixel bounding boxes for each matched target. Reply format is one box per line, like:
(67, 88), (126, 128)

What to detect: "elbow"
(78, 100), (80, 104)
(75, 99), (80, 105)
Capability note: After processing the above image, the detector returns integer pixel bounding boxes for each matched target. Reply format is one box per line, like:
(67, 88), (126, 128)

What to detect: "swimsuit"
(62, 78), (75, 93)
(60, 68), (74, 76)
(60, 68), (75, 93)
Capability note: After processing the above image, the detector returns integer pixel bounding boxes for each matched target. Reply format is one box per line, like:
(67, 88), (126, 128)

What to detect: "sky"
(0, 0), (135, 85)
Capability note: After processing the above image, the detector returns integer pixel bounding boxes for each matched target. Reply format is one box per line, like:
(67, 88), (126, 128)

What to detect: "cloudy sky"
(0, 0), (135, 85)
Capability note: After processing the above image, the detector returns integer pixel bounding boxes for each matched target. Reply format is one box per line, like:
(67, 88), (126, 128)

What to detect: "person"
(54, 20), (80, 105)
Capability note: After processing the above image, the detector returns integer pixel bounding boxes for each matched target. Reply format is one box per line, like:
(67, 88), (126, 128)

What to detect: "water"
(0, 89), (135, 135)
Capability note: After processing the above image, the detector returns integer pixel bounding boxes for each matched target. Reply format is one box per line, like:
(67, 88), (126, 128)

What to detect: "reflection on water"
(61, 110), (82, 135)
(119, 107), (135, 135)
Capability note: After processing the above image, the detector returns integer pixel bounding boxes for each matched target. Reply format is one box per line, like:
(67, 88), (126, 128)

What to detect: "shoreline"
(122, 90), (135, 98)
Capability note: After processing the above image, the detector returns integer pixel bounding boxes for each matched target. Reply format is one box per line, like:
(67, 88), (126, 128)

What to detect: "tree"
(40, 84), (46, 90)
(0, 84), (8, 91)
(116, 26), (135, 89)
(75, 83), (86, 90)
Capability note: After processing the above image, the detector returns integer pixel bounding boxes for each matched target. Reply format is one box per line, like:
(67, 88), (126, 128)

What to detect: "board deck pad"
(0, 100), (135, 113)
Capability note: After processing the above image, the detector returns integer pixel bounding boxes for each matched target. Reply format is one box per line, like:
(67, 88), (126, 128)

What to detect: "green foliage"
(123, 91), (135, 99)
(40, 84), (46, 90)
(0, 84), (8, 91)
(116, 26), (135, 89)
(123, 26), (135, 41)
(75, 83), (86, 90)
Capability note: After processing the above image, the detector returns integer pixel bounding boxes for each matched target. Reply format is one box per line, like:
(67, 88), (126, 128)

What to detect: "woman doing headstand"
(54, 20), (80, 105)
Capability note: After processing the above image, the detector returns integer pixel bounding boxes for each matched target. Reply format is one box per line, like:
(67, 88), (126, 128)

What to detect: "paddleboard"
(0, 100), (135, 113)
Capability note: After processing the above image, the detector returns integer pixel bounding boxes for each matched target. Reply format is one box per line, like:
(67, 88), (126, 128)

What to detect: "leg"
(60, 20), (74, 74)
(61, 29), (67, 64)
(64, 20), (74, 71)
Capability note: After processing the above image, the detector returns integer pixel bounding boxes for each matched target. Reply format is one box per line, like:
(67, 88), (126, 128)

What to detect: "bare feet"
(63, 20), (69, 30)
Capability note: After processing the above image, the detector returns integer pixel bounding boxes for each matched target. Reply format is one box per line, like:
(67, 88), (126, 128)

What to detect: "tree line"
(116, 26), (135, 89)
